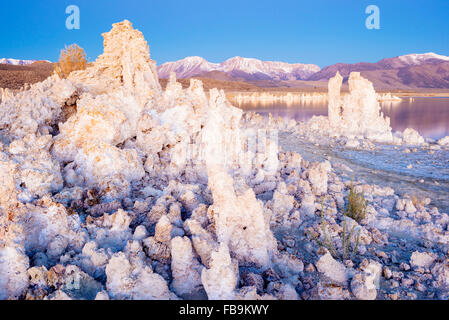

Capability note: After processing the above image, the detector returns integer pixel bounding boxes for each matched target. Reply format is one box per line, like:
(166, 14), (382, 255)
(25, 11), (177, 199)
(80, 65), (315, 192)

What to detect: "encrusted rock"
(410, 251), (437, 269)
(201, 243), (238, 300)
(0, 246), (30, 299)
(142, 237), (171, 263)
(105, 251), (175, 300)
(351, 261), (382, 300)
(154, 215), (173, 243)
(207, 166), (277, 268)
(170, 236), (203, 298)
(403, 128), (425, 145)
(316, 253), (347, 284)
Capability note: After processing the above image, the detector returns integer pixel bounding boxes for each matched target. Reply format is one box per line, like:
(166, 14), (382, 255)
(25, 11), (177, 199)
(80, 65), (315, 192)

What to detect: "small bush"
(54, 44), (87, 79)
(341, 208), (361, 260)
(345, 181), (367, 223)
(309, 198), (361, 261)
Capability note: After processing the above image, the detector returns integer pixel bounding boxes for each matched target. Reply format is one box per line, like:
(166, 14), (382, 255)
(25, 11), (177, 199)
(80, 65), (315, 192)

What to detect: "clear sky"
(0, 0), (448, 67)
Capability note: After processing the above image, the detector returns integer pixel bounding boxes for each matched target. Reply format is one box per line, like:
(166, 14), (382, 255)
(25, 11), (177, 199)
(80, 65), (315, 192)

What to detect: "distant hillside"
(159, 53), (449, 90)
(0, 62), (54, 90)
(348, 61), (449, 90)
(307, 53), (449, 89)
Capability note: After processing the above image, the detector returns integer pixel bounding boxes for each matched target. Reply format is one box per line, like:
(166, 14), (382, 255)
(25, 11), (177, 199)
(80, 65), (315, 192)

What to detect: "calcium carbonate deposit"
(0, 20), (448, 300)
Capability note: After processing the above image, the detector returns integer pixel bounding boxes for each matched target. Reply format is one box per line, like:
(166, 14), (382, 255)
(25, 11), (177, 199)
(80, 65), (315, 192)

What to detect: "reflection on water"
(236, 97), (449, 140)
(382, 98), (449, 140)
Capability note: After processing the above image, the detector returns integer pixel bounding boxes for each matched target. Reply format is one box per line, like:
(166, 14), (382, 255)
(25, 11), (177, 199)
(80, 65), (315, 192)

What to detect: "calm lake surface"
(236, 97), (449, 140)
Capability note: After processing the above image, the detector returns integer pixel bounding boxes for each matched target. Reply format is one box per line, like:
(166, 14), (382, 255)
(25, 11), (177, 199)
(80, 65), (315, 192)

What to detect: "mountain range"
(157, 56), (320, 81)
(157, 53), (449, 89)
(2, 53), (449, 89)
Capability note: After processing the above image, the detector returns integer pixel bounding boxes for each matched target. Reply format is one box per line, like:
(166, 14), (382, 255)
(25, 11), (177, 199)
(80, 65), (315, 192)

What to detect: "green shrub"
(345, 181), (367, 223)
(309, 197), (361, 261)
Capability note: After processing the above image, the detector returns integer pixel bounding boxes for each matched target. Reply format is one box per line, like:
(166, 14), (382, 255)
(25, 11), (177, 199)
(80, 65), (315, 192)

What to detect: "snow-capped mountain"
(376, 52), (449, 69)
(219, 57), (320, 80)
(397, 52), (449, 65)
(157, 56), (219, 79)
(157, 56), (320, 81)
(0, 58), (40, 65)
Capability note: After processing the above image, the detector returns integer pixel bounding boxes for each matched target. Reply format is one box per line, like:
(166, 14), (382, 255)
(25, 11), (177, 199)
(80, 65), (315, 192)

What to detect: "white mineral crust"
(207, 165), (277, 268)
(201, 243), (238, 300)
(170, 236), (203, 297)
(0, 246), (29, 299)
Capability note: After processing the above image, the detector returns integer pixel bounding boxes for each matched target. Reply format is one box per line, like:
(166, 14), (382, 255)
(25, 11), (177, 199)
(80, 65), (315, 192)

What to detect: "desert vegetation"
(54, 44), (87, 79)
(345, 181), (368, 223)
(311, 198), (361, 261)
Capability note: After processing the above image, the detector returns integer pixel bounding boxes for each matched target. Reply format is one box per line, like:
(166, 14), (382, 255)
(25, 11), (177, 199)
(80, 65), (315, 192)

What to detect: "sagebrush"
(54, 44), (87, 79)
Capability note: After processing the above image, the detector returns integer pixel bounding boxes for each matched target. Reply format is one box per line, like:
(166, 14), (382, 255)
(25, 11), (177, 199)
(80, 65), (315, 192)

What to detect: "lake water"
(236, 97), (449, 140)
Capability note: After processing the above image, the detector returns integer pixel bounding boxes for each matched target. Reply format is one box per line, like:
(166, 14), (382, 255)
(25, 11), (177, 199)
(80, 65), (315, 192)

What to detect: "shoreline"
(389, 92), (449, 98)
(226, 91), (449, 106)
(226, 90), (449, 98)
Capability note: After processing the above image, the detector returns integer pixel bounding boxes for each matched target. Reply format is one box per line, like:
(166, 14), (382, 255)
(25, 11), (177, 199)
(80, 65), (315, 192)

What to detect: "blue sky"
(0, 0), (448, 67)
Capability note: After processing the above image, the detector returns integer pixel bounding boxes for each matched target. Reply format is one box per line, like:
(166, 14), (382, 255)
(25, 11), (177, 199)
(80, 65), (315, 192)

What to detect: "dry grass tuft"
(54, 44), (87, 79)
